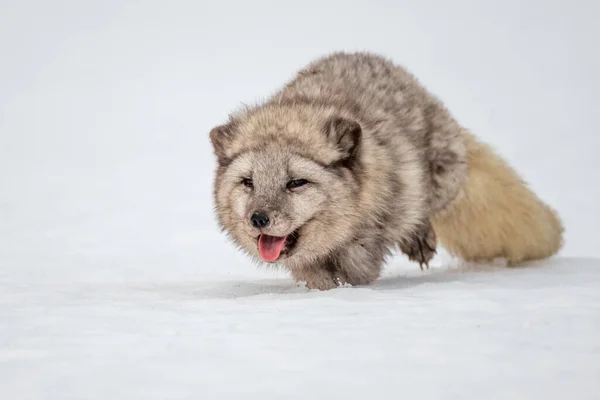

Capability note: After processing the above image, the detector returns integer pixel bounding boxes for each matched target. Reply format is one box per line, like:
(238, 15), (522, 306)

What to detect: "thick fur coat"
(209, 52), (564, 290)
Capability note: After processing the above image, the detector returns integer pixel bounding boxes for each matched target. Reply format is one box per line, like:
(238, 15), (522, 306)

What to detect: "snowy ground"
(2, 0), (600, 399)
(2, 255), (599, 399)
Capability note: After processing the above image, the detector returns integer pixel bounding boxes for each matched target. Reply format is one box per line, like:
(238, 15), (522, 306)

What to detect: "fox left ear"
(326, 117), (362, 159)
(209, 124), (234, 164)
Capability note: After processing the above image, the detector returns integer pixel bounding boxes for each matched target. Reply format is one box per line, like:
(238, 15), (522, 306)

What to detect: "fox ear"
(326, 117), (362, 159)
(209, 124), (234, 163)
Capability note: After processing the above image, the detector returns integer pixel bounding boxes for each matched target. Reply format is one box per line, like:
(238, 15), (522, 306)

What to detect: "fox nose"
(250, 211), (270, 229)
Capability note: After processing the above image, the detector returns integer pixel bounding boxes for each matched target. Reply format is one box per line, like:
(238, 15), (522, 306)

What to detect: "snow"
(2, 258), (599, 399)
(1, 0), (599, 399)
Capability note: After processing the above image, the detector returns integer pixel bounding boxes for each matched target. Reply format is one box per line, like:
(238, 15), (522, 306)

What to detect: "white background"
(1, 1), (599, 399)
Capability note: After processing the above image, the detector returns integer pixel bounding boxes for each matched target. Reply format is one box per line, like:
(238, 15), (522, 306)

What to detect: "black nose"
(250, 212), (270, 228)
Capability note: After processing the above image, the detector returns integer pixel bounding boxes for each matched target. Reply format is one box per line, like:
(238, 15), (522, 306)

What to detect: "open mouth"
(257, 230), (299, 262)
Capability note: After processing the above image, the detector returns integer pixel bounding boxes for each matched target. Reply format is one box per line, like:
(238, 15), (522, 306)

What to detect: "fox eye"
(287, 179), (309, 190)
(241, 178), (253, 188)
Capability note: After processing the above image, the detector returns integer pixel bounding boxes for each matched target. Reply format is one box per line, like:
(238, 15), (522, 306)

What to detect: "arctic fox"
(209, 52), (564, 290)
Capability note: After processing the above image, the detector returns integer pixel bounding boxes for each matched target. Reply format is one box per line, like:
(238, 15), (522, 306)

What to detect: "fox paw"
(400, 221), (437, 270)
(291, 266), (343, 291)
(304, 274), (340, 291)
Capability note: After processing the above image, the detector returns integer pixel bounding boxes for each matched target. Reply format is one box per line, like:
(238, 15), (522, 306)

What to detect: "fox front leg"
(399, 220), (437, 270)
(290, 238), (387, 290)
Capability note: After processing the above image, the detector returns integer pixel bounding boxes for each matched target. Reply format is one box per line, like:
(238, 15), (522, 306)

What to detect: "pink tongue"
(258, 235), (287, 262)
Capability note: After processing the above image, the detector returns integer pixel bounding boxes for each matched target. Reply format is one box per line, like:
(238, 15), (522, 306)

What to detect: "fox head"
(209, 104), (365, 267)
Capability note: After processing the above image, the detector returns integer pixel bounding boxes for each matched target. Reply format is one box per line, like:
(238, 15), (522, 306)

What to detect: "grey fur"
(210, 52), (472, 290)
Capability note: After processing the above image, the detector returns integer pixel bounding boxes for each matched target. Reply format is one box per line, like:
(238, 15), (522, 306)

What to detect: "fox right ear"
(325, 117), (362, 159)
(209, 124), (234, 163)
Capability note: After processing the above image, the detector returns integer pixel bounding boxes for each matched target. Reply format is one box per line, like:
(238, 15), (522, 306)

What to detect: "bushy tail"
(431, 133), (564, 265)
